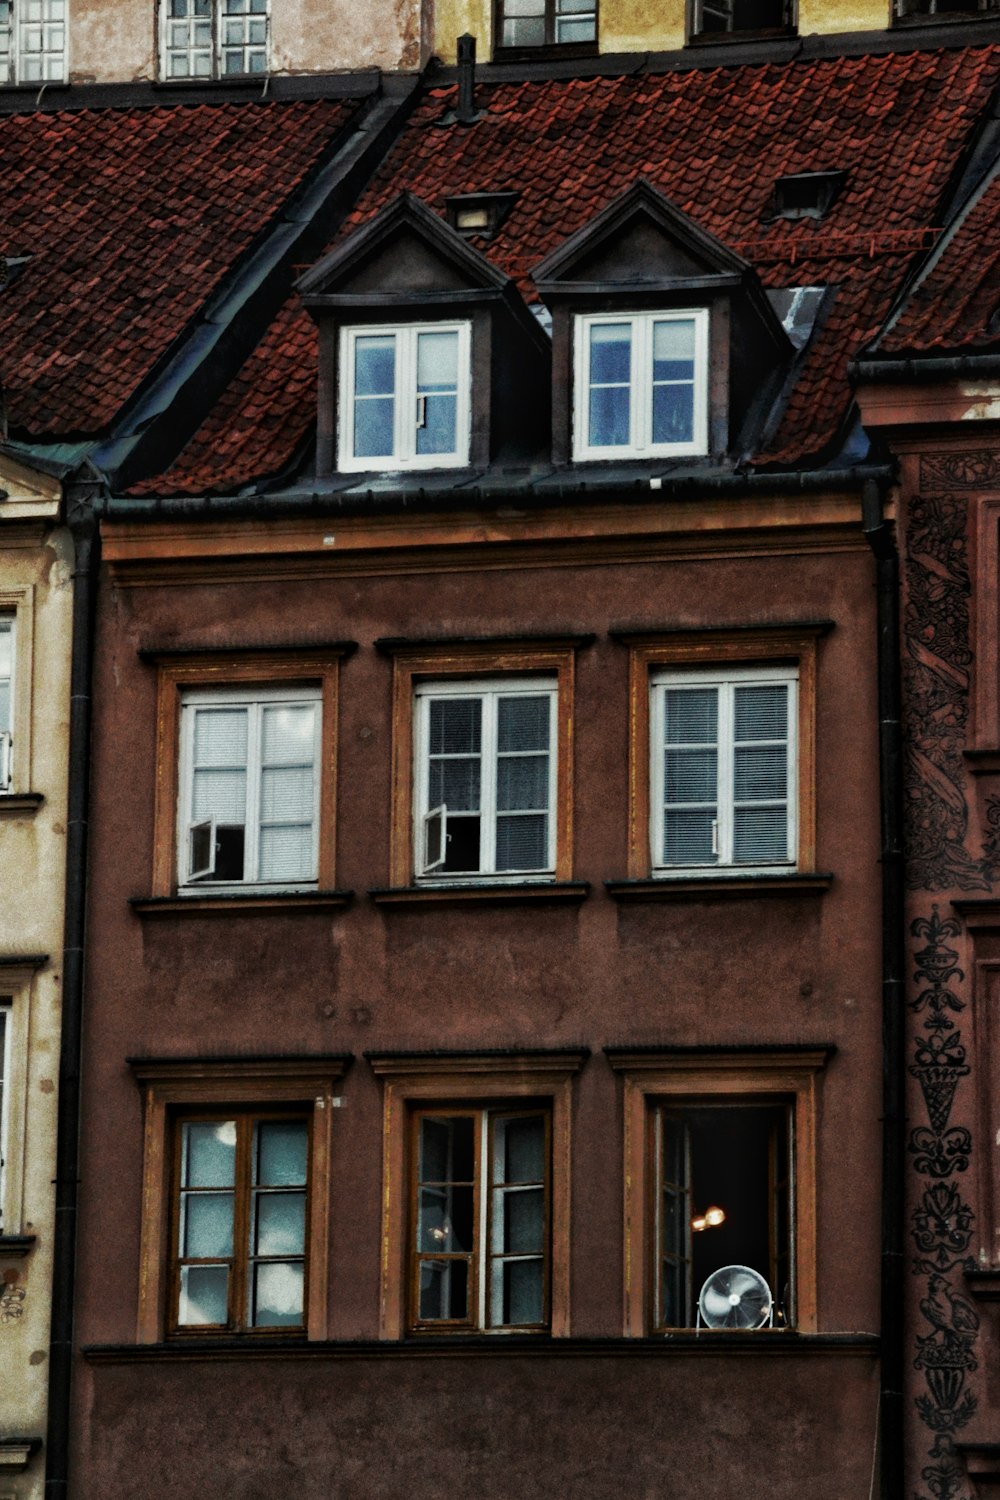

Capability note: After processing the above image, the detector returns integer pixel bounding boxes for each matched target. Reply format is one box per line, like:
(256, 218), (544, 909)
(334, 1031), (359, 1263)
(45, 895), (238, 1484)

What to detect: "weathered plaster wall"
(0, 504), (73, 1500)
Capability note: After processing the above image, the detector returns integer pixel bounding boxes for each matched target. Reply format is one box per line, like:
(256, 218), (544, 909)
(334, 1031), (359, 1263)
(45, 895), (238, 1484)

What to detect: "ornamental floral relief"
(909, 909), (979, 1500)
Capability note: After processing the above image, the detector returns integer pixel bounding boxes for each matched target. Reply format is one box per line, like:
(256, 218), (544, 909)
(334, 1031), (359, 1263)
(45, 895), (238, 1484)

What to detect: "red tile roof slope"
(877, 158), (1000, 353)
(136, 46), (1000, 494)
(0, 97), (356, 435)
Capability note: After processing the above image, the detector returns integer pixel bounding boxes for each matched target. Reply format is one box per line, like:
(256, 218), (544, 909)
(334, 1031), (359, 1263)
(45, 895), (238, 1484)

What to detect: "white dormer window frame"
(0, 615), (14, 794)
(159, 0), (269, 81)
(573, 308), (709, 462)
(338, 321), (472, 474)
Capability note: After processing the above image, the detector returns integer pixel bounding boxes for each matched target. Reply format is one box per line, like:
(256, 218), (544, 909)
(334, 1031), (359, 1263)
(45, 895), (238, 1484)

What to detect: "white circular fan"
(698, 1265), (773, 1330)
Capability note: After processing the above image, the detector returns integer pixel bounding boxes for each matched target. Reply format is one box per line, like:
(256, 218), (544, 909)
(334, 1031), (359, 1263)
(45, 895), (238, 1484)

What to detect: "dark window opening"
(657, 1101), (791, 1329)
(692, 0), (791, 36)
(895, 0), (1000, 18)
(772, 171), (846, 222)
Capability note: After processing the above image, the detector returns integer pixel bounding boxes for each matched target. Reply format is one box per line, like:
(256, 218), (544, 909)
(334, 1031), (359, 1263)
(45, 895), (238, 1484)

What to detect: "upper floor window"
(339, 323), (471, 473)
(690, 0), (792, 37)
(179, 685), (321, 892)
(651, 666), (797, 873)
(495, 0), (596, 50)
(161, 0), (267, 80)
(0, 617), (12, 791)
(0, 0), (67, 83)
(414, 678), (557, 882)
(894, 0), (998, 18)
(573, 310), (709, 462)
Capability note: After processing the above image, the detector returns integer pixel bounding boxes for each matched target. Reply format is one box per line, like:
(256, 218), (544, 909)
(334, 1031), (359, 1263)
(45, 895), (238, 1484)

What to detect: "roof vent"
(771, 170), (846, 222)
(445, 191), (519, 239)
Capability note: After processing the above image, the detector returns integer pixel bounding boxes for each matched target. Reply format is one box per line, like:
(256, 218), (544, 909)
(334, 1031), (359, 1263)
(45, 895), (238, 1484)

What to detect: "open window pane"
(0, 621), (11, 734)
(496, 1258), (544, 1325)
(416, 331), (459, 456)
(419, 1258), (469, 1320)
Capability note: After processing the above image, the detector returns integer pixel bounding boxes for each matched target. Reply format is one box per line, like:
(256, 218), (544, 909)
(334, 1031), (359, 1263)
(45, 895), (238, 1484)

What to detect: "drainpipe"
(44, 476), (99, 1498)
(863, 477), (906, 1500)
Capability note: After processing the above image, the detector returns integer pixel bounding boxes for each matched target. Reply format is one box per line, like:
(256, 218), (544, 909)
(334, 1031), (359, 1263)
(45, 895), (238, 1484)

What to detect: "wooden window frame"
(492, 0), (598, 55)
(607, 1048), (828, 1336)
(385, 641), (580, 889)
(408, 1103), (552, 1334)
(622, 626), (822, 880)
(368, 1050), (588, 1339)
(573, 309), (710, 463)
(338, 322), (472, 474)
(130, 1055), (350, 1344)
(687, 0), (795, 42)
(150, 649), (347, 899)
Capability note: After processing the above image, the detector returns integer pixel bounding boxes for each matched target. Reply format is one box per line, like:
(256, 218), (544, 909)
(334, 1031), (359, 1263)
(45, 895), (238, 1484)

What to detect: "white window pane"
(20, 55), (41, 77)
(168, 50), (191, 75)
(182, 1192), (234, 1258)
(255, 1120), (307, 1186)
(503, 14), (545, 41)
(193, 48), (212, 74)
(734, 805), (788, 863)
(503, 0), (545, 14)
(223, 18), (244, 42)
(355, 335), (395, 395)
(665, 688), (717, 745)
(430, 697), (481, 753)
(259, 824), (314, 882)
(183, 1120), (237, 1187)
(260, 766), (314, 823)
(589, 323), (631, 382)
(261, 703), (314, 765)
(417, 331), (458, 391)
(254, 1192), (306, 1256)
(178, 1264), (228, 1326)
(663, 808), (716, 864)
(555, 15), (596, 38)
(652, 385), (694, 446)
(734, 745), (787, 802)
(589, 386), (630, 447)
(354, 398), (395, 458)
(495, 813), (547, 870)
(495, 1258), (544, 1325)
(653, 318), (695, 368)
(251, 1261), (304, 1326)
(415, 393), (457, 456)
(497, 695), (549, 752)
(193, 768), (246, 825)
(194, 707), (248, 767)
(735, 684), (788, 741)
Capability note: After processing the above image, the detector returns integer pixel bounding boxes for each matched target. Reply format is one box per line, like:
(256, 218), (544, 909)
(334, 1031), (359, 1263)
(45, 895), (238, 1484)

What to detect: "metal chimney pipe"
(457, 33), (478, 125)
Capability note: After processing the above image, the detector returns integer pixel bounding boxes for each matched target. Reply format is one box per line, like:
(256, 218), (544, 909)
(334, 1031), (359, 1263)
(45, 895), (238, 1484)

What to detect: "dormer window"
(338, 322), (471, 472)
(573, 310), (709, 461)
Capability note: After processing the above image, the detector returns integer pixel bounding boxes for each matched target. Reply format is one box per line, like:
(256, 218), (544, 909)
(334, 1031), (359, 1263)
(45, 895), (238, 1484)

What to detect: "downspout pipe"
(863, 476), (906, 1500)
(44, 478), (100, 1498)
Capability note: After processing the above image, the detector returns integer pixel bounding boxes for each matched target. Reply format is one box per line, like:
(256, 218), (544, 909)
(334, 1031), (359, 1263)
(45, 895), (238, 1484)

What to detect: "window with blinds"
(414, 678), (557, 880)
(651, 666), (797, 872)
(178, 686), (321, 890)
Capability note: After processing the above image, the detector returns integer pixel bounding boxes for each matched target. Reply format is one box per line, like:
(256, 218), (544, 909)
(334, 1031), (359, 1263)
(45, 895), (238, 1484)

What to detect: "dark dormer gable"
(298, 191), (515, 307)
(298, 193), (550, 478)
(532, 180), (792, 466)
(532, 177), (752, 295)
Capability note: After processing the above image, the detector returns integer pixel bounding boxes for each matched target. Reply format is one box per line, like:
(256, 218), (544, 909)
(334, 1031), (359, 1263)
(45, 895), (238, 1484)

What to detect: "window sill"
(83, 1331), (878, 1363)
(0, 1234), (36, 1257)
(605, 874), (833, 901)
(369, 881), (590, 907)
(130, 890), (354, 917)
(686, 24), (796, 43)
(491, 41), (598, 63)
(0, 1439), (41, 1469)
(0, 792), (44, 814)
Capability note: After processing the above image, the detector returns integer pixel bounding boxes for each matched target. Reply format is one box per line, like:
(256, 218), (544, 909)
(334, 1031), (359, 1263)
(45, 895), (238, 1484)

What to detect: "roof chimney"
(456, 34), (480, 125)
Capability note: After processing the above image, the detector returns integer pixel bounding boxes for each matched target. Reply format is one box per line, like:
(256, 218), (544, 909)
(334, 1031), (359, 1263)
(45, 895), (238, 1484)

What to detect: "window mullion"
(482, 692), (499, 874)
(399, 328), (414, 463)
(632, 316), (646, 453)
(478, 1110), (489, 1330)
(212, 0), (221, 79)
(233, 1116), (252, 1331)
(718, 683), (734, 865)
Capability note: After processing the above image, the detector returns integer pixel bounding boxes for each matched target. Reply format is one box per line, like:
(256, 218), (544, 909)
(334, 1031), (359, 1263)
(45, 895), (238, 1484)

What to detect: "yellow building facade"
(0, 453), (73, 1500)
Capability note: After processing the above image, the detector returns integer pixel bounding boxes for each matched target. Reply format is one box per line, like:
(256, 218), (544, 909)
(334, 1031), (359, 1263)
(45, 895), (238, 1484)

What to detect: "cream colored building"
(0, 452), (73, 1500)
(0, 0), (969, 89)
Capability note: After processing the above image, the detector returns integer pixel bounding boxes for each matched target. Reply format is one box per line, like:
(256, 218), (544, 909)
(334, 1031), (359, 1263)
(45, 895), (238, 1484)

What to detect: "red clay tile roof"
(134, 46), (1000, 494)
(0, 97), (356, 436)
(877, 157), (1000, 354)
